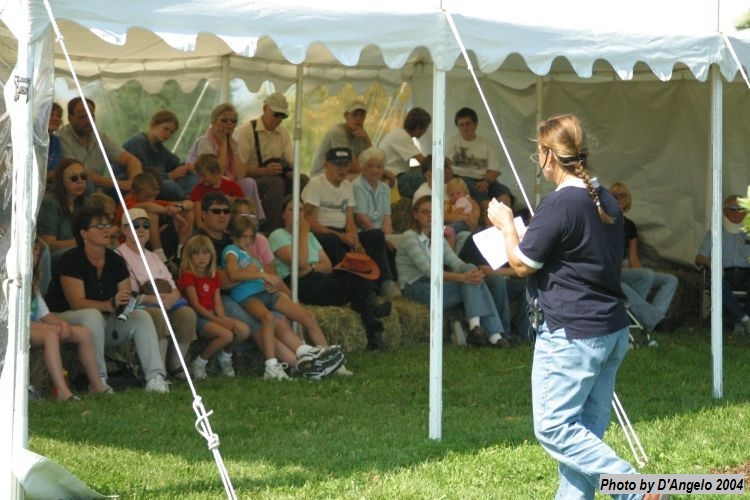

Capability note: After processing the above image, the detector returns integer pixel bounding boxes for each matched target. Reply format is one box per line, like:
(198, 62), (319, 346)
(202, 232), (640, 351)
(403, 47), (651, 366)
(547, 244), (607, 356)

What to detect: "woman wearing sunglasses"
(610, 181), (678, 334)
(116, 207), (197, 380)
(38, 158), (91, 254)
(186, 103), (265, 225)
(44, 205), (170, 393)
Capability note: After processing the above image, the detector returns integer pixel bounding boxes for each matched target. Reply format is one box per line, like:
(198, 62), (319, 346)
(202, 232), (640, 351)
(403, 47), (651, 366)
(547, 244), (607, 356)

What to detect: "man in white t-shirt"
(378, 107), (431, 199)
(446, 107), (512, 212)
(302, 147), (401, 297)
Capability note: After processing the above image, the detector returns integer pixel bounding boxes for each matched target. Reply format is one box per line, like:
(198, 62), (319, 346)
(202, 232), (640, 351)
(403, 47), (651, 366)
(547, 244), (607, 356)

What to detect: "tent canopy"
(2, 0), (750, 267)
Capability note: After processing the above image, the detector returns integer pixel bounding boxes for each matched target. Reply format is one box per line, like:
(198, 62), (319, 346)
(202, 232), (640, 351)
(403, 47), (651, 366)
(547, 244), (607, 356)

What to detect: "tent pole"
(535, 76), (543, 206)
(709, 64), (723, 399)
(220, 55), (230, 102)
(428, 66), (446, 441)
(291, 65), (304, 303)
(2, 0), (37, 496)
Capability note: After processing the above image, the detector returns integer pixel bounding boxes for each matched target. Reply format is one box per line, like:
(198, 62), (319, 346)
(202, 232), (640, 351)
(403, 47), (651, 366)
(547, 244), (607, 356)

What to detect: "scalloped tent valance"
(0, 0), (746, 93)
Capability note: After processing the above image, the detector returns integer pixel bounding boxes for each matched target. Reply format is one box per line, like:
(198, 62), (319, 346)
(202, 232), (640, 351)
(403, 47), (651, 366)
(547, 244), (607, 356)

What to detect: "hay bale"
(309, 305), (368, 352)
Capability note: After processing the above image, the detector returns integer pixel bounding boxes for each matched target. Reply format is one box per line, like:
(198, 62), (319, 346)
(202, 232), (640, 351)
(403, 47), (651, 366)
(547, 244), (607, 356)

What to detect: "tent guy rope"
(42, 2), (238, 498)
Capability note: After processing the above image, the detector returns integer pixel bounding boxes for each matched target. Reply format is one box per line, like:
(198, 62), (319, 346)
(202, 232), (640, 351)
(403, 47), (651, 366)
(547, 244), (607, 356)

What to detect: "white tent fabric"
(0, 0), (745, 265)
(2, 0), (750, 496)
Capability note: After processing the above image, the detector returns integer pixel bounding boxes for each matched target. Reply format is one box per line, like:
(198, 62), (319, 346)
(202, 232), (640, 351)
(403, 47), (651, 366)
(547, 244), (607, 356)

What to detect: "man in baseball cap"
(233, 91), (297, 232)
(310, 99), (372, 177)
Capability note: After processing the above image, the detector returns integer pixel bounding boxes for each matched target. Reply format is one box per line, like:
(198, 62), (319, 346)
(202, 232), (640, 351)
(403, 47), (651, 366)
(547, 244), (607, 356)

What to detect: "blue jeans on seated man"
(721, 267), (750, 323)
(403, 276), (505, 337)
(620, 267), (677, 331)
(532, 323), (639, 500)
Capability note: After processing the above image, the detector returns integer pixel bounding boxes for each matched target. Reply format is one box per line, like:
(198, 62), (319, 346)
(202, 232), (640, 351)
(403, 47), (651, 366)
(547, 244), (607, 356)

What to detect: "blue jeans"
(484, 274), (512, 334)
(403, 276), (504, 336)
(532, 323), (639, 500)
(621, 268), (677, 331)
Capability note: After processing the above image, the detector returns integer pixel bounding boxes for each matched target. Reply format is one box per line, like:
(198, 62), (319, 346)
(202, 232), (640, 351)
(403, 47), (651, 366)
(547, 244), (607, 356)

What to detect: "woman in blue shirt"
(488, 115), (653, 500)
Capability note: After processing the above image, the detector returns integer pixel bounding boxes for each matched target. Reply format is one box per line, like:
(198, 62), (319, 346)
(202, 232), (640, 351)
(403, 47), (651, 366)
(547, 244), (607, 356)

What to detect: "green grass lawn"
(29, 325), (750, 499)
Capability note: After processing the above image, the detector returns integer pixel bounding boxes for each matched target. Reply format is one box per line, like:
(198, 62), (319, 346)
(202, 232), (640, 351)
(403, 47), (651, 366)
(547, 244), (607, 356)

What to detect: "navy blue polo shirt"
(518, 183), (628, 339)
(45, 247), (130, 312)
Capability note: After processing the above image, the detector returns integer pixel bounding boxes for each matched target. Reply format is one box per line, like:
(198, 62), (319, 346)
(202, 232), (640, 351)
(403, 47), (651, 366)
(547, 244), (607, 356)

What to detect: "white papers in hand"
(472, 217), (527, 270)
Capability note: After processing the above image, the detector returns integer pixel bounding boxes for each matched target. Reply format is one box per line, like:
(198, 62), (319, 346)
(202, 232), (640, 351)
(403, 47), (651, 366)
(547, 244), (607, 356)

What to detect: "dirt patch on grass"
(709, 462), (750, 490)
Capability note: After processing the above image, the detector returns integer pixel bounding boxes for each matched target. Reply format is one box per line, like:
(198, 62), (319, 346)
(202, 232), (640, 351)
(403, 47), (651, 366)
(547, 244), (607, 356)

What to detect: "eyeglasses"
(87, 223), (112, 230)
(67, 173), (88, 183)
(273, 112), (288, 120)
(129, 221), (152, 230)
(727, 205), (745, 213)
(612, 192), (629, 199)
(208, 207), (231, 215)
(218, 117), (238, 124)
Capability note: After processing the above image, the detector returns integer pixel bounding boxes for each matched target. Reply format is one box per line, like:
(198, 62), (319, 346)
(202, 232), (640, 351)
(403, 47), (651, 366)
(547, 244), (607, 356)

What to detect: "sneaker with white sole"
(191, 358), (208, 380)
(300, 350), (346, 380)
(145, 375), (170, 394)
(264, 362), (291, 380)
(297, 345), (343, 374)
(217, 356), (236, 378)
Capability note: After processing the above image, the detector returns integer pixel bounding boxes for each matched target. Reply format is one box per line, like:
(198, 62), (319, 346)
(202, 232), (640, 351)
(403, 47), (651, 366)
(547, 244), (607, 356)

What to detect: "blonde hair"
(229, 213), (257, 241)
(446, 177), (469, 197)
(180, 234), (217, 277)
(89, 192), (116, 213)
(538, 114), (614, 224)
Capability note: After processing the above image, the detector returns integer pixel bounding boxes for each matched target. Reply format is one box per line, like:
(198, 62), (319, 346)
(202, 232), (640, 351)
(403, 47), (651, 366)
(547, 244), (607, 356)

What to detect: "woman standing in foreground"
(488, 115), (663, 500)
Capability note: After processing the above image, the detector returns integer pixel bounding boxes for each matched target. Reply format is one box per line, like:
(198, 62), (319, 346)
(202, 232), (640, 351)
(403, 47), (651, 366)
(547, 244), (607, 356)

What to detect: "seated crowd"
(39, 96), (684, 400)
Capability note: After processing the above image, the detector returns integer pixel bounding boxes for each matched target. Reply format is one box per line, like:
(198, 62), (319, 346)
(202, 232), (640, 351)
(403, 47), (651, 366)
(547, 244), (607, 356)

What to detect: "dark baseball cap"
(325, 147), (353, 165)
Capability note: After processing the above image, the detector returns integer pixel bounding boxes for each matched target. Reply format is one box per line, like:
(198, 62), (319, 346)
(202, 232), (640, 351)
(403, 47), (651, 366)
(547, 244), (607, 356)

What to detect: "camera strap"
(251, 119), (263, 166)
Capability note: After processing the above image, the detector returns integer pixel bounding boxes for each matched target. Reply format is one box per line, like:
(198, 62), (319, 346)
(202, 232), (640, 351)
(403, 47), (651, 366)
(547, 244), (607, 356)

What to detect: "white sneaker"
(217, 356), (236, 378)
(335, 365), (354, 376)
(191, 358), (208, 380)
(145, 375), (170, 394)
(264, 362), (291, 380)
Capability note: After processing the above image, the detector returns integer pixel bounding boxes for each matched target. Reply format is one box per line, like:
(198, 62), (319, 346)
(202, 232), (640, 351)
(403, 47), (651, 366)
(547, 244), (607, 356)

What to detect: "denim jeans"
(532, 323), (639, 500)
(721, 267), (750, 322)
(403, 276), (504, 335)
(621, 268), (677, 331)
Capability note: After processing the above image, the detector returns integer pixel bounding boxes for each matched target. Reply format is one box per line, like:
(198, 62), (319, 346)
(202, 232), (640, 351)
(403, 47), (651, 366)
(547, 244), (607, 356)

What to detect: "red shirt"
(177, 271), (220, 313)
(190, 178), (244, 203)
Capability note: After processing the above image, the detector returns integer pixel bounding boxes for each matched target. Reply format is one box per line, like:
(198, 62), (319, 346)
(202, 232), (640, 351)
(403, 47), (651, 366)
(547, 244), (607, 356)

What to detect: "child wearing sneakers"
(178, 234), (251, 379)
(222, 214), (344, 380)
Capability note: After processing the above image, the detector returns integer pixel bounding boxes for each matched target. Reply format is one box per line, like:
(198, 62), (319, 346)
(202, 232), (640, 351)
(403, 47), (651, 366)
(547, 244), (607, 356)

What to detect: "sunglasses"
(129, 221), (152, 230)
(273, 112), (288, 120)
(218, 117), (238, 124)
(727, 206), (745, 213)
(68, 173), (88, 183)
(88, 223), (112, 230)
(612, 192), (629, 199)
(209, 207), (231, 215)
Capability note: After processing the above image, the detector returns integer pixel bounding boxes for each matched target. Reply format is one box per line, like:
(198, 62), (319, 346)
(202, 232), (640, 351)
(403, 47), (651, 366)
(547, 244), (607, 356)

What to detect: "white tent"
(2, 0), (750, 496)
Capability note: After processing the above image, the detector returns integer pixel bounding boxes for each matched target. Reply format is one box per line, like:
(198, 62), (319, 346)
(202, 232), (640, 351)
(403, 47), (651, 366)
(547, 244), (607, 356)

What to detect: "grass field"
(28, 325), (750, 499)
